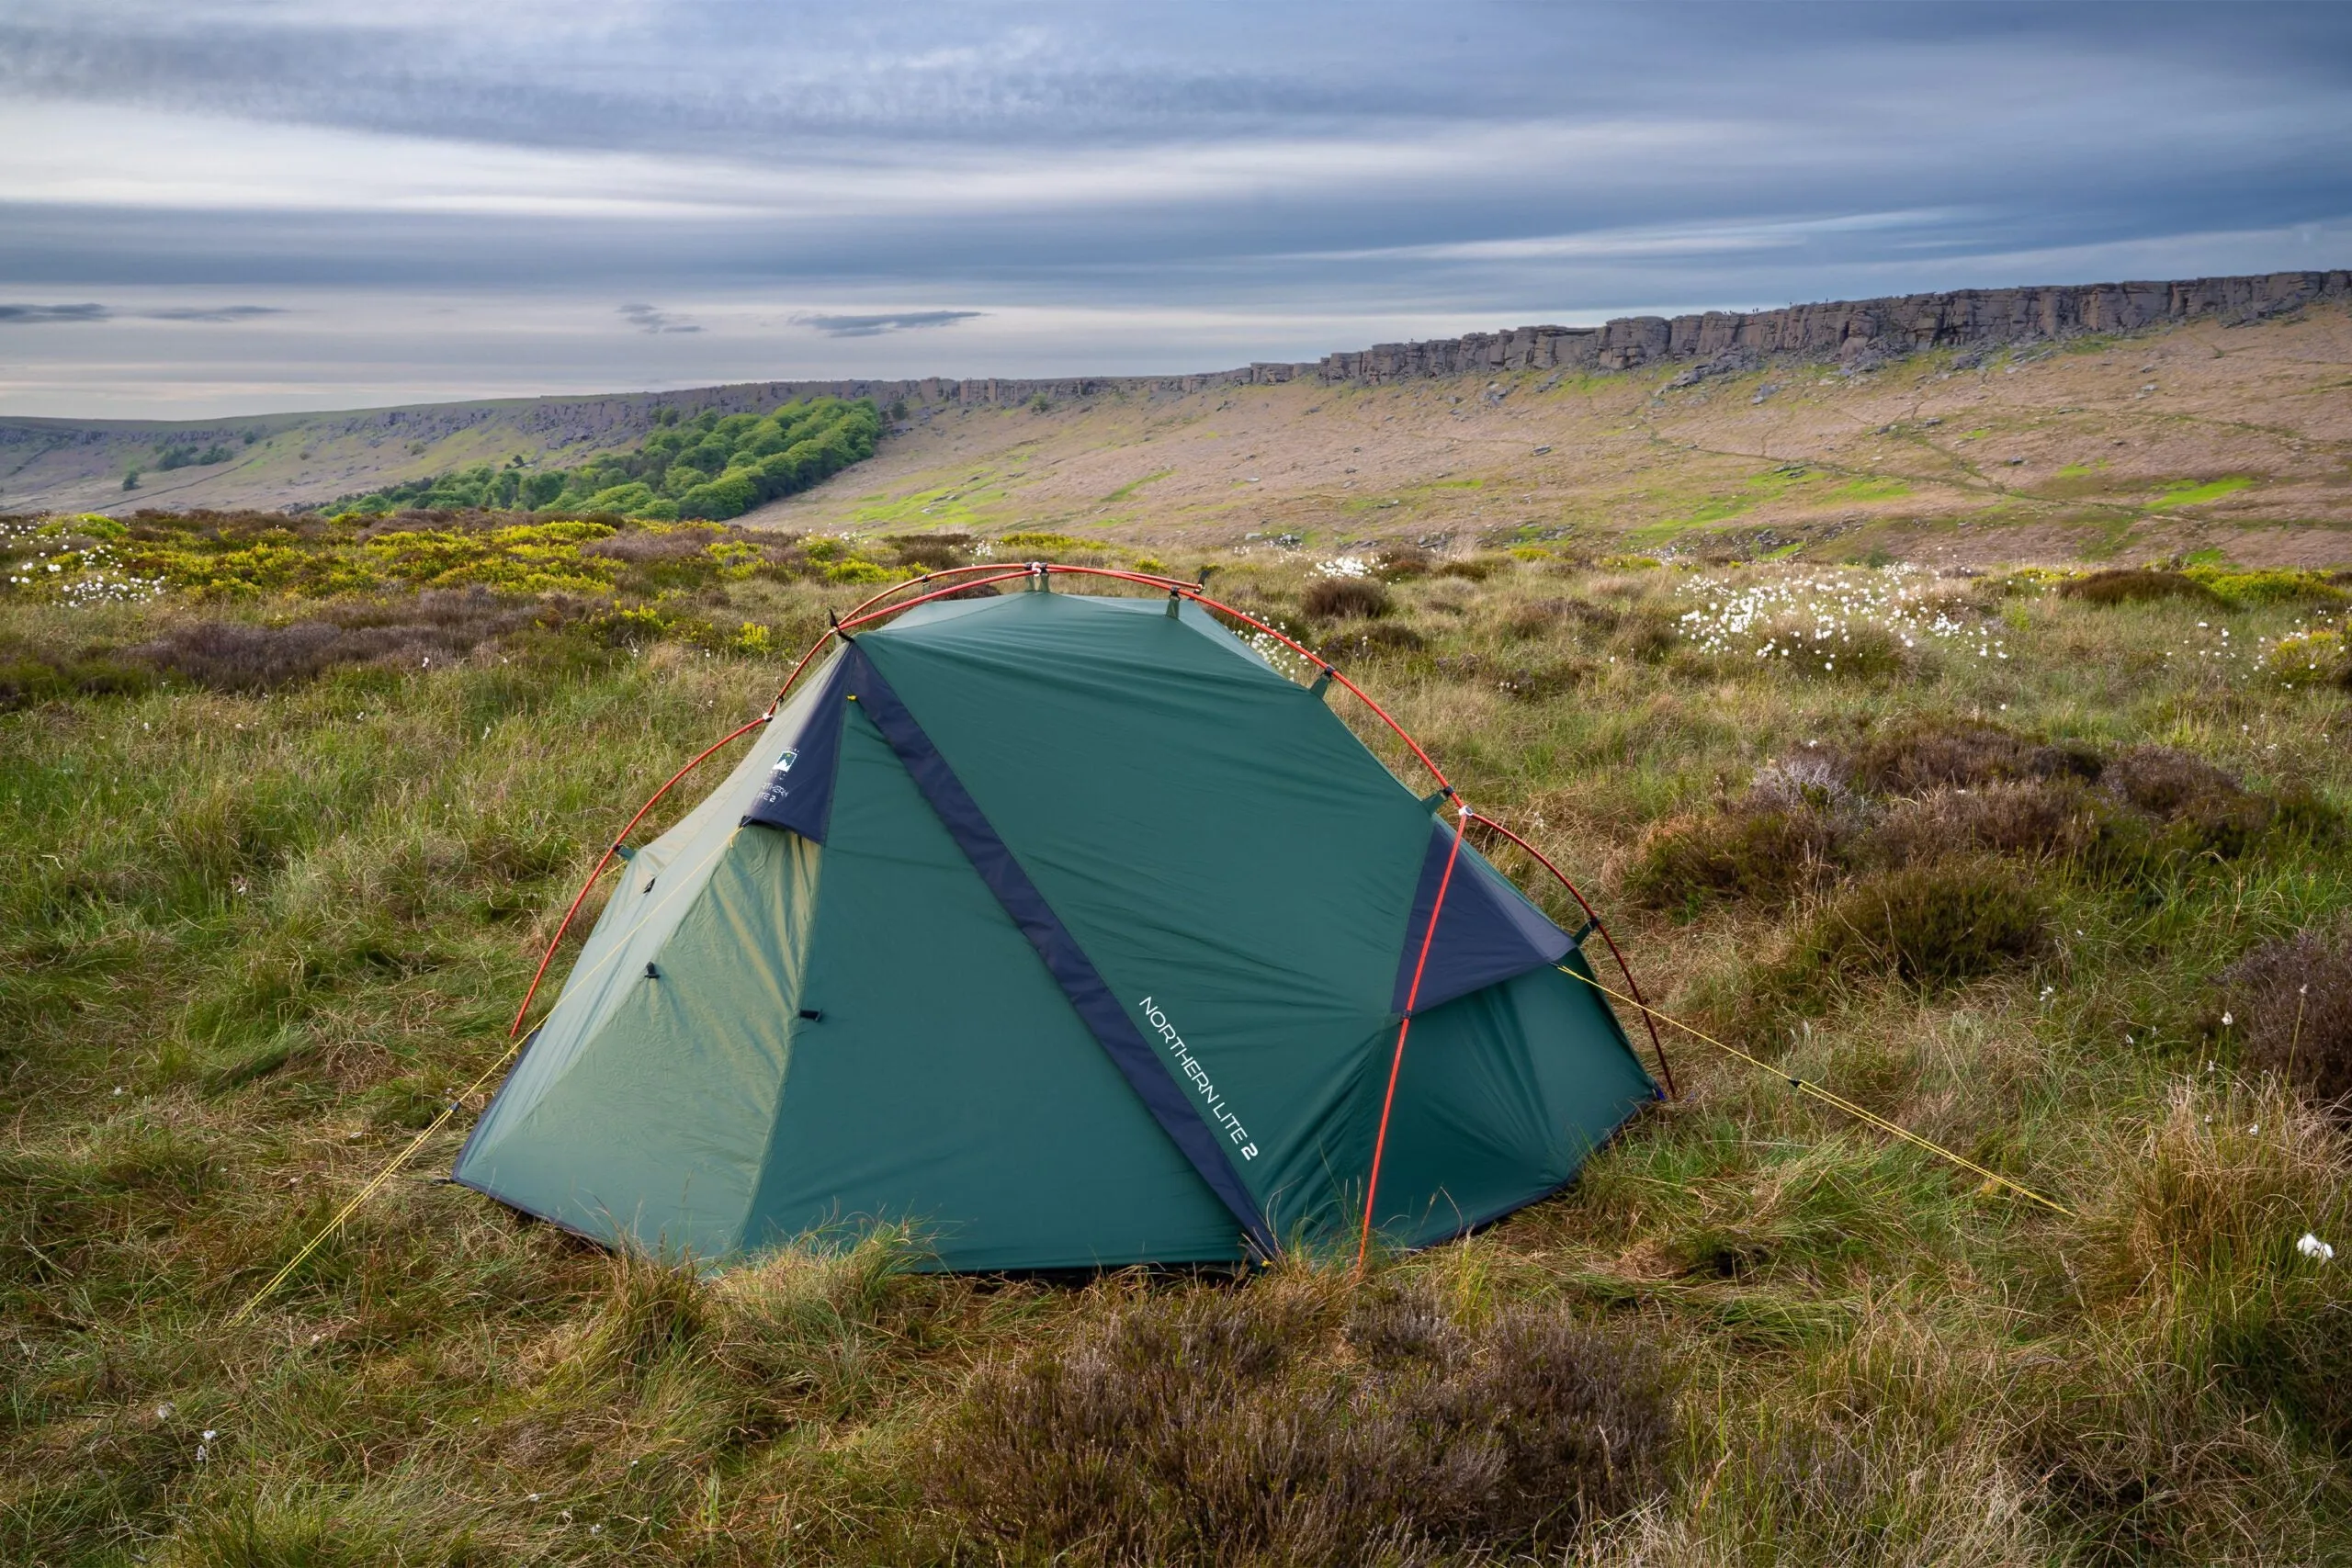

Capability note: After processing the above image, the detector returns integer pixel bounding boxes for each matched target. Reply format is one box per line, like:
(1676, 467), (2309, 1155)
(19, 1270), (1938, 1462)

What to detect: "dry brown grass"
(932, 1271), (1676, 1566)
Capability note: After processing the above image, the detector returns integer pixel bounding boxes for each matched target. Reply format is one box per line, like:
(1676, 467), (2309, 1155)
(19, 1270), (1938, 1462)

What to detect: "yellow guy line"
(1561, 965), (2075, 1219)
(228, 829), (746, 1328)
(226, 1042), (525, 1327)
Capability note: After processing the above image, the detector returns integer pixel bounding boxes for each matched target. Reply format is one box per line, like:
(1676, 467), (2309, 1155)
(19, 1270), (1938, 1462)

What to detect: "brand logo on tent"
(1138, 997), (1257, 1160)
(771, 748), (799, 773)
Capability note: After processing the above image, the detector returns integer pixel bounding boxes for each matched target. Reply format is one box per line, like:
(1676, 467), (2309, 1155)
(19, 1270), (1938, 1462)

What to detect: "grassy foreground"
(6, 513), (2352, 1565)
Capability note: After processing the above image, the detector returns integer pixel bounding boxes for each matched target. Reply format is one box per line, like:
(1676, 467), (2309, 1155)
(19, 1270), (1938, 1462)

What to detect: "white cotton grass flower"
(0, 518), (167, 605)
(1671, 564), (2006, 671)
(1314, 554), (1374, 579)
(2299, 1233), (2335, 1263)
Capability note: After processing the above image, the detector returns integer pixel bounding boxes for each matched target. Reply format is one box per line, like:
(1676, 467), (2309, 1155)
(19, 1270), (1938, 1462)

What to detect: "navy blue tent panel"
(1392, 821), (1574, 1015)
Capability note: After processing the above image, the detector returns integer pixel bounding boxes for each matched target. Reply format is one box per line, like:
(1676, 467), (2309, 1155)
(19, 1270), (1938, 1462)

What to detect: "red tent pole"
(1463, 811), (1676, 1099)
(506, 715), (771, 1039)
(1356, 804), (1467, 1271)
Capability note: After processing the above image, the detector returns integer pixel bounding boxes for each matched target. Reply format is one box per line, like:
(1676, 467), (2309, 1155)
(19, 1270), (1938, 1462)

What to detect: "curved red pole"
(1464, 811), (1676, 1099)
(1357, 805), (1467, 1271)
(506, 715), (770, 1039)
(836, 561), (1459, 794)
(763, 563), (1039, 714)
(839, 566), (1047, 631)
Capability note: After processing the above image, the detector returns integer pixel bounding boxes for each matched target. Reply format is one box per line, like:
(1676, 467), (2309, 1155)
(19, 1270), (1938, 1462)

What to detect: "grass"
(2152, 476), (2255, 509)
(6, 519), (2352, 1563)
(1102, 468), (1175, 503)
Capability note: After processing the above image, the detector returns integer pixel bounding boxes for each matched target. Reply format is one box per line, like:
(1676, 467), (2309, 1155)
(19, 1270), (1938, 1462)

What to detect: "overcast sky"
(4, 1), (2348, 418)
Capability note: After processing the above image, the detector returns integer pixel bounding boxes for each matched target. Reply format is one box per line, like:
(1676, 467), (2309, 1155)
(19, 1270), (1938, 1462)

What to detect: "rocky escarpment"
(787, 268), (2352, 398)
(1308, 269), (2351, 385)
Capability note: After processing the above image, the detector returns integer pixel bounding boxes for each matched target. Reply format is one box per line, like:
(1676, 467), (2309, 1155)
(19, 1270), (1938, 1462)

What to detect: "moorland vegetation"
(5, 508), (2352, 1564)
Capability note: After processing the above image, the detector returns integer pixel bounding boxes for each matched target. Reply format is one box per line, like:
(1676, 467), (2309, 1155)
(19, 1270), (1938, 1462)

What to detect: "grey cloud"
(618, 303), (701, 334)
(0, 301), (109, 322)
(795, 310), (983, 338)
(10, 4), (2345, 159)
(141, 304), (286, 321)
(0, 301), (286, 323)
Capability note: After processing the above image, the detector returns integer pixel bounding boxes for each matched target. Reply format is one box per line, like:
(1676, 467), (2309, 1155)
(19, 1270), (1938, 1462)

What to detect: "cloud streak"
(617, 302), (700, 334)
(0, 302), (108, 323)
(0, 300), (284, 324)
(795, 310), (983, 338)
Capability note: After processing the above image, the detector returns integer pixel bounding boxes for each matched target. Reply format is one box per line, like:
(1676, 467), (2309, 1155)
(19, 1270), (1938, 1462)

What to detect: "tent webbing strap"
(842, 645), (1281, 1259)
(1557, 966), (2075, 1218)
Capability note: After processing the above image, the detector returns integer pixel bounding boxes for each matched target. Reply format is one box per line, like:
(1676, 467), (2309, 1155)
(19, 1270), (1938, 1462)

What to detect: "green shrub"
(1430, 650), (1591, 701)
(1842, 719), (2100, 795)
(2222, 923), (2352, 1120)
(1300, 575), (1392, 619)
(1325, 620), (1427, 661)
(1774, 860), (2050, 998)
(1869, 781), (2098, 866)
(996, 529), (1091, 554)
(2099, 745), (2275, 861)
(2186, 567), (2349, 608)
(2058, 569), (2218, 606)
(332, 396), (879, 519)
(1625, 805), (1851, 910)
(886, 533), (973, 570)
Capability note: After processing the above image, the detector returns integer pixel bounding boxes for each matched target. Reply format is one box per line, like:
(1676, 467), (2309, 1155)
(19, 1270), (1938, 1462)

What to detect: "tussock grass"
(5, 533), (2351, 1562)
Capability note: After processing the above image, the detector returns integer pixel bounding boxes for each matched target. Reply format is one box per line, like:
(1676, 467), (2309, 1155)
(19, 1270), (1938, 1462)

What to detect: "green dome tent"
(454, 573), (1663, 1269)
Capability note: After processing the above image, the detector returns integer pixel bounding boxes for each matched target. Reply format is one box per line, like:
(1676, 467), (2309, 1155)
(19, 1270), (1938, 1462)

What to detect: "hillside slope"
(762, 305), (2352, 568)
(7, 302), (2349, 568)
